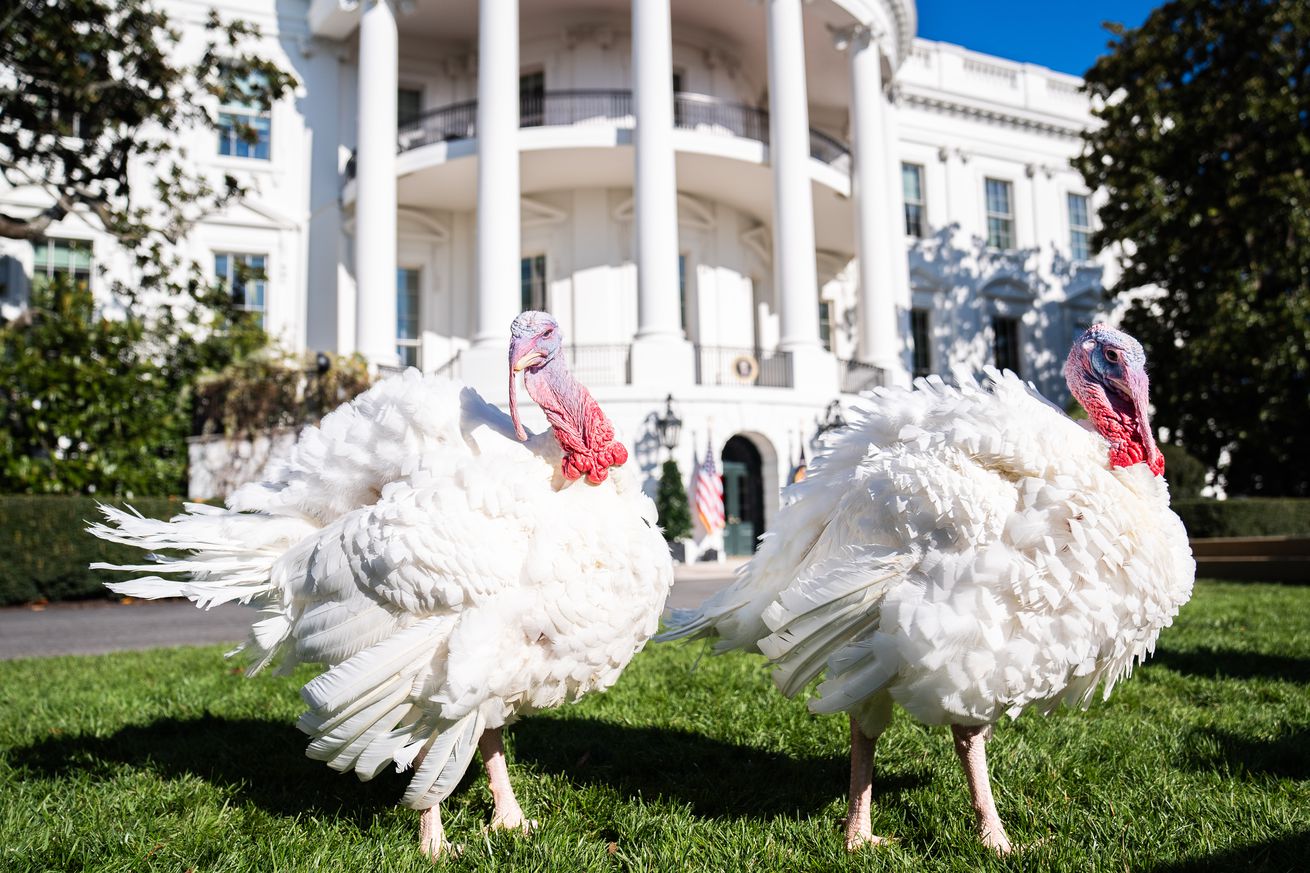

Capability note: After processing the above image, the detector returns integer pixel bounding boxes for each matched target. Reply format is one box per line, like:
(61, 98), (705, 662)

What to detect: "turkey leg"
(951, 724), (1013, 854)
(479, 728), (536, 832)
(844, 716), (887, 850)
(418, 804), (453, 859)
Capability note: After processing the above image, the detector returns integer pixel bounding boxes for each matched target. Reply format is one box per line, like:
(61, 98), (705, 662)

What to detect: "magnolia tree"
(0, 0), (301, 494)
(1076, 0), (1310, 496)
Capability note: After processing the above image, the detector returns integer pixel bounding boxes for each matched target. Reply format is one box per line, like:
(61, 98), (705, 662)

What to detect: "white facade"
(0, 0), (1115, 555)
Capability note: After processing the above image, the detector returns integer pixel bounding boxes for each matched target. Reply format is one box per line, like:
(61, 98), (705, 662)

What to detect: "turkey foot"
(419, 804), (462, 859)
(479, 728), (538, 834)
(951, 724), (1013, 855)
(844, 716), (890, 851)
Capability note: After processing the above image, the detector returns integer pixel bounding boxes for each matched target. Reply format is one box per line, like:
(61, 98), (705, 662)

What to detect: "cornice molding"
(898, 89), (1086, 140)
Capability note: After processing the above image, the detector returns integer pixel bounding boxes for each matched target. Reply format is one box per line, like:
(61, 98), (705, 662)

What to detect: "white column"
(765, 0), (820, 353)
(354, 0), (399, 366)
(632, 0), (681, 342)
(629, 0), (694, 386)
(472, 0), (520, 347)
(847, 26), (899, 374)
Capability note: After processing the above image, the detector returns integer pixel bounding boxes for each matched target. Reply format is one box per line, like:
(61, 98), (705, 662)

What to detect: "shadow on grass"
(511, 715), (924, 819)
(1181, 723), (1310, 781)
(1150, 830), (1310, 873)
(1148, 648), (1310, 683)
(3, 713), (407, 822)
(4, 712), (895, 825)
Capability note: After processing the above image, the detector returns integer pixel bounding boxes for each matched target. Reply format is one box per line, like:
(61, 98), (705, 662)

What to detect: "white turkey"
(659, 324), (1195, 853)
(88, 310), (673, 857)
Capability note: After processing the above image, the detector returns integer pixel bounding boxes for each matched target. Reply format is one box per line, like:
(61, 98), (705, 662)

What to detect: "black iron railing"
(839, 359), (888, 394)
(694, 346), (792, 388)
(563, 344), (631, 386)
(389, 89), (850, 168)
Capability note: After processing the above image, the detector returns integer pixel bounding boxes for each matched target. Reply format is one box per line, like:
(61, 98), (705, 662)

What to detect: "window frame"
(902, 163), (927, 238)
(216, 70), (273, 161)
(984, 177), (1016, 250)
(396, 266), (422, 369)
(214, 250), (269, 327)
(32, 237), (94, 295)
(1067, 192), (1093, 262)
(520, 253), (547, 312)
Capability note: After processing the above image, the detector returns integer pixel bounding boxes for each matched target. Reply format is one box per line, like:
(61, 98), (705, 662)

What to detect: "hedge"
(1172, 498), (1310, 539)
(0, 495), (193, 606)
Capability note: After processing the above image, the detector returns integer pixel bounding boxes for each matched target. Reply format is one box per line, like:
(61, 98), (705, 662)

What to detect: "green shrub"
(1173, 498), (1310, 538)
(0, 495), (192, 605)
(1161, 443), (1208, 499)
(654, 458), (692, 543)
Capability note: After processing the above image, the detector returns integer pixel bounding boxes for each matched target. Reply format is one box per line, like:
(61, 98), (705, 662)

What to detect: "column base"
(630, 337), (695, 388)
(786, 345), (839, 395)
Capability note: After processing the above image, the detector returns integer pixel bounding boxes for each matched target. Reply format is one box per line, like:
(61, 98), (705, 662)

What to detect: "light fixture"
(655, 393), (682, 452)
(814, 399), (847, 439)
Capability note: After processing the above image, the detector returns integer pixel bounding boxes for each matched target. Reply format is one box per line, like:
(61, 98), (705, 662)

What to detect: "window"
(520, 254), (547, 312)
(985, 178), (1015, 250)
(217, 71), (272, 160)
(520, 71), (544, 127)
(678, 254), (689, 331)
(910, 307), (932, 378)
(672, 71), (686, 127)
(992, 315), (1021, 375)
(1068, 193), (1092, 261)
(818, 300), (833, 351)
(902, 163), (926, 238)
(214, 252), (267, 327)
(398, 87), (423, 129)
(32, 238), (92, 295)
(397, 268), (421, 368)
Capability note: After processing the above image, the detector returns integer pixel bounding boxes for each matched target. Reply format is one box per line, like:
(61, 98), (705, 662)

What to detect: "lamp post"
(813, 399), (847, 446)
(655, 393), (682, 456)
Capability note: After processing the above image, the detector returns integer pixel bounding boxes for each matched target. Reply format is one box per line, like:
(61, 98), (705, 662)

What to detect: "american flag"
(693, 442), (725, 533)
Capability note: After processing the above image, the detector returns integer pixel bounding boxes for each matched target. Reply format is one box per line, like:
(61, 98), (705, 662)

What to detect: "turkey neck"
(523, 355), (590, 440)
(1074, 384), (1164, 475)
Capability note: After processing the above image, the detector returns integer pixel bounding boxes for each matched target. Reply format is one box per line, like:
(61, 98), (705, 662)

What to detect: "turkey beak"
(508, 337), (537, 441)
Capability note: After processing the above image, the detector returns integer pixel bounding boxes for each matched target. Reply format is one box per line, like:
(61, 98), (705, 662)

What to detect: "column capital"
(828, 22), (886, 54)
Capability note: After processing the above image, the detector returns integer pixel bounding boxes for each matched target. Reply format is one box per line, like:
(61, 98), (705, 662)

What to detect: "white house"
(0, 0), (1115, 556)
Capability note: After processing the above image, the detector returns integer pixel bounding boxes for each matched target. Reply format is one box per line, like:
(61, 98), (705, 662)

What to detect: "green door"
(722, 460), (753, 556)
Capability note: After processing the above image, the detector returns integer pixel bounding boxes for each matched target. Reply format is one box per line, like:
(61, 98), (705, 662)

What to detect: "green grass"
(2, 580), (1308, 872)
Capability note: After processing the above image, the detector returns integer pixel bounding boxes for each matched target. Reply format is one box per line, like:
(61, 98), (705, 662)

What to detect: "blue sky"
(914, 0), (1161, 76)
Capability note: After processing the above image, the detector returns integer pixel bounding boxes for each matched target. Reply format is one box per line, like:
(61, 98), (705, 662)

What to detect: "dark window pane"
(520, 255), (546, 311)
(911, 308), (931, 378)
(398, 88), (423, 128)
(992, 315), (1021, 375)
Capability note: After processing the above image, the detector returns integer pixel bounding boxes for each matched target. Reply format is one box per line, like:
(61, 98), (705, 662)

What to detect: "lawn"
(1, 580), (1307, 872)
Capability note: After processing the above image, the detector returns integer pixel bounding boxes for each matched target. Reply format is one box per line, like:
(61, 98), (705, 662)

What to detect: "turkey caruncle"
(89, 311), (674, 857)
(659, 324), (1195, 853)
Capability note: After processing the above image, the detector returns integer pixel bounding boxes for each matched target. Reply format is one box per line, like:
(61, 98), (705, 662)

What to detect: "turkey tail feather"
(86, 502), (316, 669)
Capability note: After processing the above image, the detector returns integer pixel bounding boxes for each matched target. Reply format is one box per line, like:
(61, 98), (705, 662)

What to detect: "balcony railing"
(694, 346), (792, 389)
(392, 89), (850, 168)
(429, 343), (796, 389)
(838, 359), (888, 394)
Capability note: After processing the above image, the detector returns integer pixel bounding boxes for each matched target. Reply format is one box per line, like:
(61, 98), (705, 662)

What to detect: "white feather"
(87, 373), (674, 809)
(663, 368), (1195, 730)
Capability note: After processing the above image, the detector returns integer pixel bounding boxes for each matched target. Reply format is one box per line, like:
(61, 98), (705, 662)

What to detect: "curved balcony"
(390, 90), (850, 170)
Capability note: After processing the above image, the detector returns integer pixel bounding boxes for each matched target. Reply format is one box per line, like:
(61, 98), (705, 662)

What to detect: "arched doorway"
(722, 435), (765, 555)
